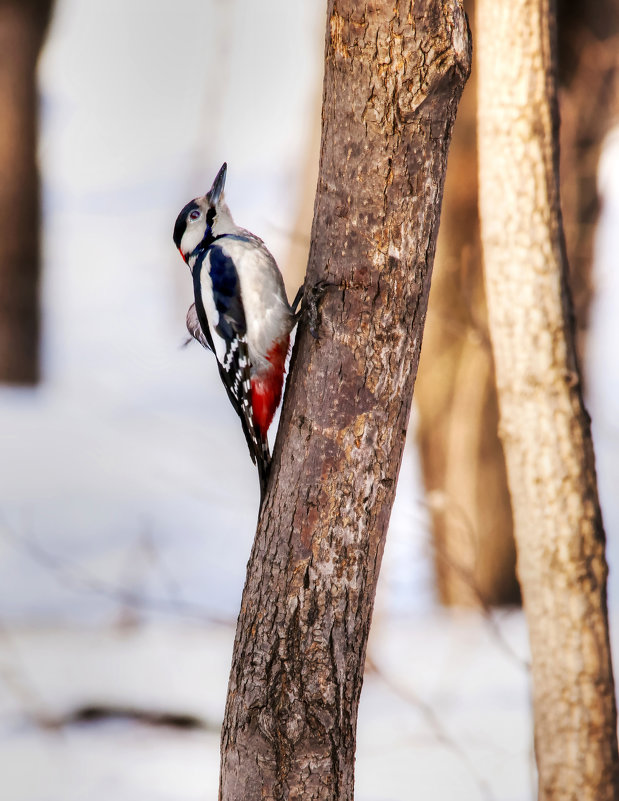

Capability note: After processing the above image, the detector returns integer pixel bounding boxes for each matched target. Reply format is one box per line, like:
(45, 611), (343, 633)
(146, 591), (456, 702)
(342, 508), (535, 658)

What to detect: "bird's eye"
(188, 209), (201, 221)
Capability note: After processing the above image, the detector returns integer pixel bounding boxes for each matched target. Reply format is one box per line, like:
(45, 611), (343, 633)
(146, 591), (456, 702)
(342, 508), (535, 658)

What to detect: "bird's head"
(173, 162), (234, 263)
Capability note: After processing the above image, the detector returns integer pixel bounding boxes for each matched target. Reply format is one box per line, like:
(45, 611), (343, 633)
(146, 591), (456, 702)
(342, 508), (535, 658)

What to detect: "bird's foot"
(292, 279), (330, 339)
(291, 285), (304, 317)
(307, 280), (329, 339)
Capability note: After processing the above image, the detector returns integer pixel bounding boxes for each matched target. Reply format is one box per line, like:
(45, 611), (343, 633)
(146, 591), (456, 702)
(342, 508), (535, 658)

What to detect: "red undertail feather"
(251, 336), (290, 438)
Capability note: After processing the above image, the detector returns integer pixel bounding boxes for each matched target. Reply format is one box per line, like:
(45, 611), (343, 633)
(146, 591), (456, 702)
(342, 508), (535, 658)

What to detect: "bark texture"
(477, 1), (619, 799)
(0, 0), (52, 384)
(219, 2), (471, 800)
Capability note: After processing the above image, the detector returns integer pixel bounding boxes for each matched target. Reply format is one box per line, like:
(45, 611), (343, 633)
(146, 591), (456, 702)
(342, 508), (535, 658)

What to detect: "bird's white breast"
(217, 235), (292, 373)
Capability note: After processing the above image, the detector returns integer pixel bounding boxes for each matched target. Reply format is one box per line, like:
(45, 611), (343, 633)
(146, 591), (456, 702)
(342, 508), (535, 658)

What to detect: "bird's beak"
(208, 162), (227, 205)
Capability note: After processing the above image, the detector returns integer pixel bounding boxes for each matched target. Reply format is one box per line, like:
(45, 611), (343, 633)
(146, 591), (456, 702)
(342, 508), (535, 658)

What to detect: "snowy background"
(0, 1), (617, 799)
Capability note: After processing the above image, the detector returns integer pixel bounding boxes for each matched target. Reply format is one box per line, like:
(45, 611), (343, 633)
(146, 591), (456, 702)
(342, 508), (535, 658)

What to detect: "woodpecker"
(173, 163), (297, 500)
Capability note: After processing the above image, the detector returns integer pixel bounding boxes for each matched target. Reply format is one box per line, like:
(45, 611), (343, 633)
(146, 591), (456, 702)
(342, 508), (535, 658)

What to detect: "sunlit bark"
(477, 0), (619, 798)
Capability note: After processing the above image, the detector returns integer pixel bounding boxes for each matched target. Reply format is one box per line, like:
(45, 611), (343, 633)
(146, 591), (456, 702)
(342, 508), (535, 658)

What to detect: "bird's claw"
(307, 280), (328, 339)
(291, 285), (304, 317)
(292, 279), (329, 339)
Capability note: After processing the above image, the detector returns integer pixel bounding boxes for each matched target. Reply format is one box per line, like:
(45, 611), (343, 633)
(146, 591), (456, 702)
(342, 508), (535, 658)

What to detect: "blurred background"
(0, 1), (617, 799)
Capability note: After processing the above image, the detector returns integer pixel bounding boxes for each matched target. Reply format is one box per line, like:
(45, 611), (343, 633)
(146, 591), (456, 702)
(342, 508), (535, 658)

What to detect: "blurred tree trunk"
(415, 0), (618, 607)
(0, 0), (53, 384)
(218, 2), (471, 800)
(477, 0), (619, 799)
(558, 0), (619, 358)
(415, 0), (517, 606)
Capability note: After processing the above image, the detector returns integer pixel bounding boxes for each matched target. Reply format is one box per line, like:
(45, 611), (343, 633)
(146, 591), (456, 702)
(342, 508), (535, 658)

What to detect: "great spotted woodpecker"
(173, 163), (299, 499)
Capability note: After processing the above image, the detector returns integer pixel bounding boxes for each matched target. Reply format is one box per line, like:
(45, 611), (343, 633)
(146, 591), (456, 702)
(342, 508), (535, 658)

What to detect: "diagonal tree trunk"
(477, 1), (619, 799)
(0, 0), (53, 384)
(218, 2), (471, 799)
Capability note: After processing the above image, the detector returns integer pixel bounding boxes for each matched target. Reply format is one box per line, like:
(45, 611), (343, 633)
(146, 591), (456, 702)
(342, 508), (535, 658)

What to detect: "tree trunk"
(415, 0), (518, 606)
(557, 0), (619, 362)
(477, 1), (619, 799)
(219, 2), (471, 800)
(0, 0), (52, 384)
(416, 0), (619, 610)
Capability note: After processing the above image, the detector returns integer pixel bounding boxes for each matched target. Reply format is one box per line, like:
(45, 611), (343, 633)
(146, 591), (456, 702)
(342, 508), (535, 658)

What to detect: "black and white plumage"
(173, 163), (296, 500)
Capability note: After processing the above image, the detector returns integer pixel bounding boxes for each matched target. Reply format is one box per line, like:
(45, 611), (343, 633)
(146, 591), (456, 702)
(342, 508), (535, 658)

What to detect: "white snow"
(0, 615), (535, 801)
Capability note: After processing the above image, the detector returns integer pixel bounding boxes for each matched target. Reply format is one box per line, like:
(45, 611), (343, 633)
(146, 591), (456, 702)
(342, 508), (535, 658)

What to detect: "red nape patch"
(251, 337), (290, 437)
(178, 248), (186, 263)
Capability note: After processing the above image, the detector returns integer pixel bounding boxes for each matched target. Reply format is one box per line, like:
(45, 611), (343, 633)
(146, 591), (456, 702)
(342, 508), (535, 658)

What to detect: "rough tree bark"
(0, 0), (53, 384)
(219, 2), (471, 800)
(477, 1), (619, 799)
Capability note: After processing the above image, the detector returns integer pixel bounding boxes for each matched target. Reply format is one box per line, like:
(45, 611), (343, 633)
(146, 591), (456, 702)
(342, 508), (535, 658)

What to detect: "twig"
(365, 652), (497, 801)
(0, 525), (235, 627)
